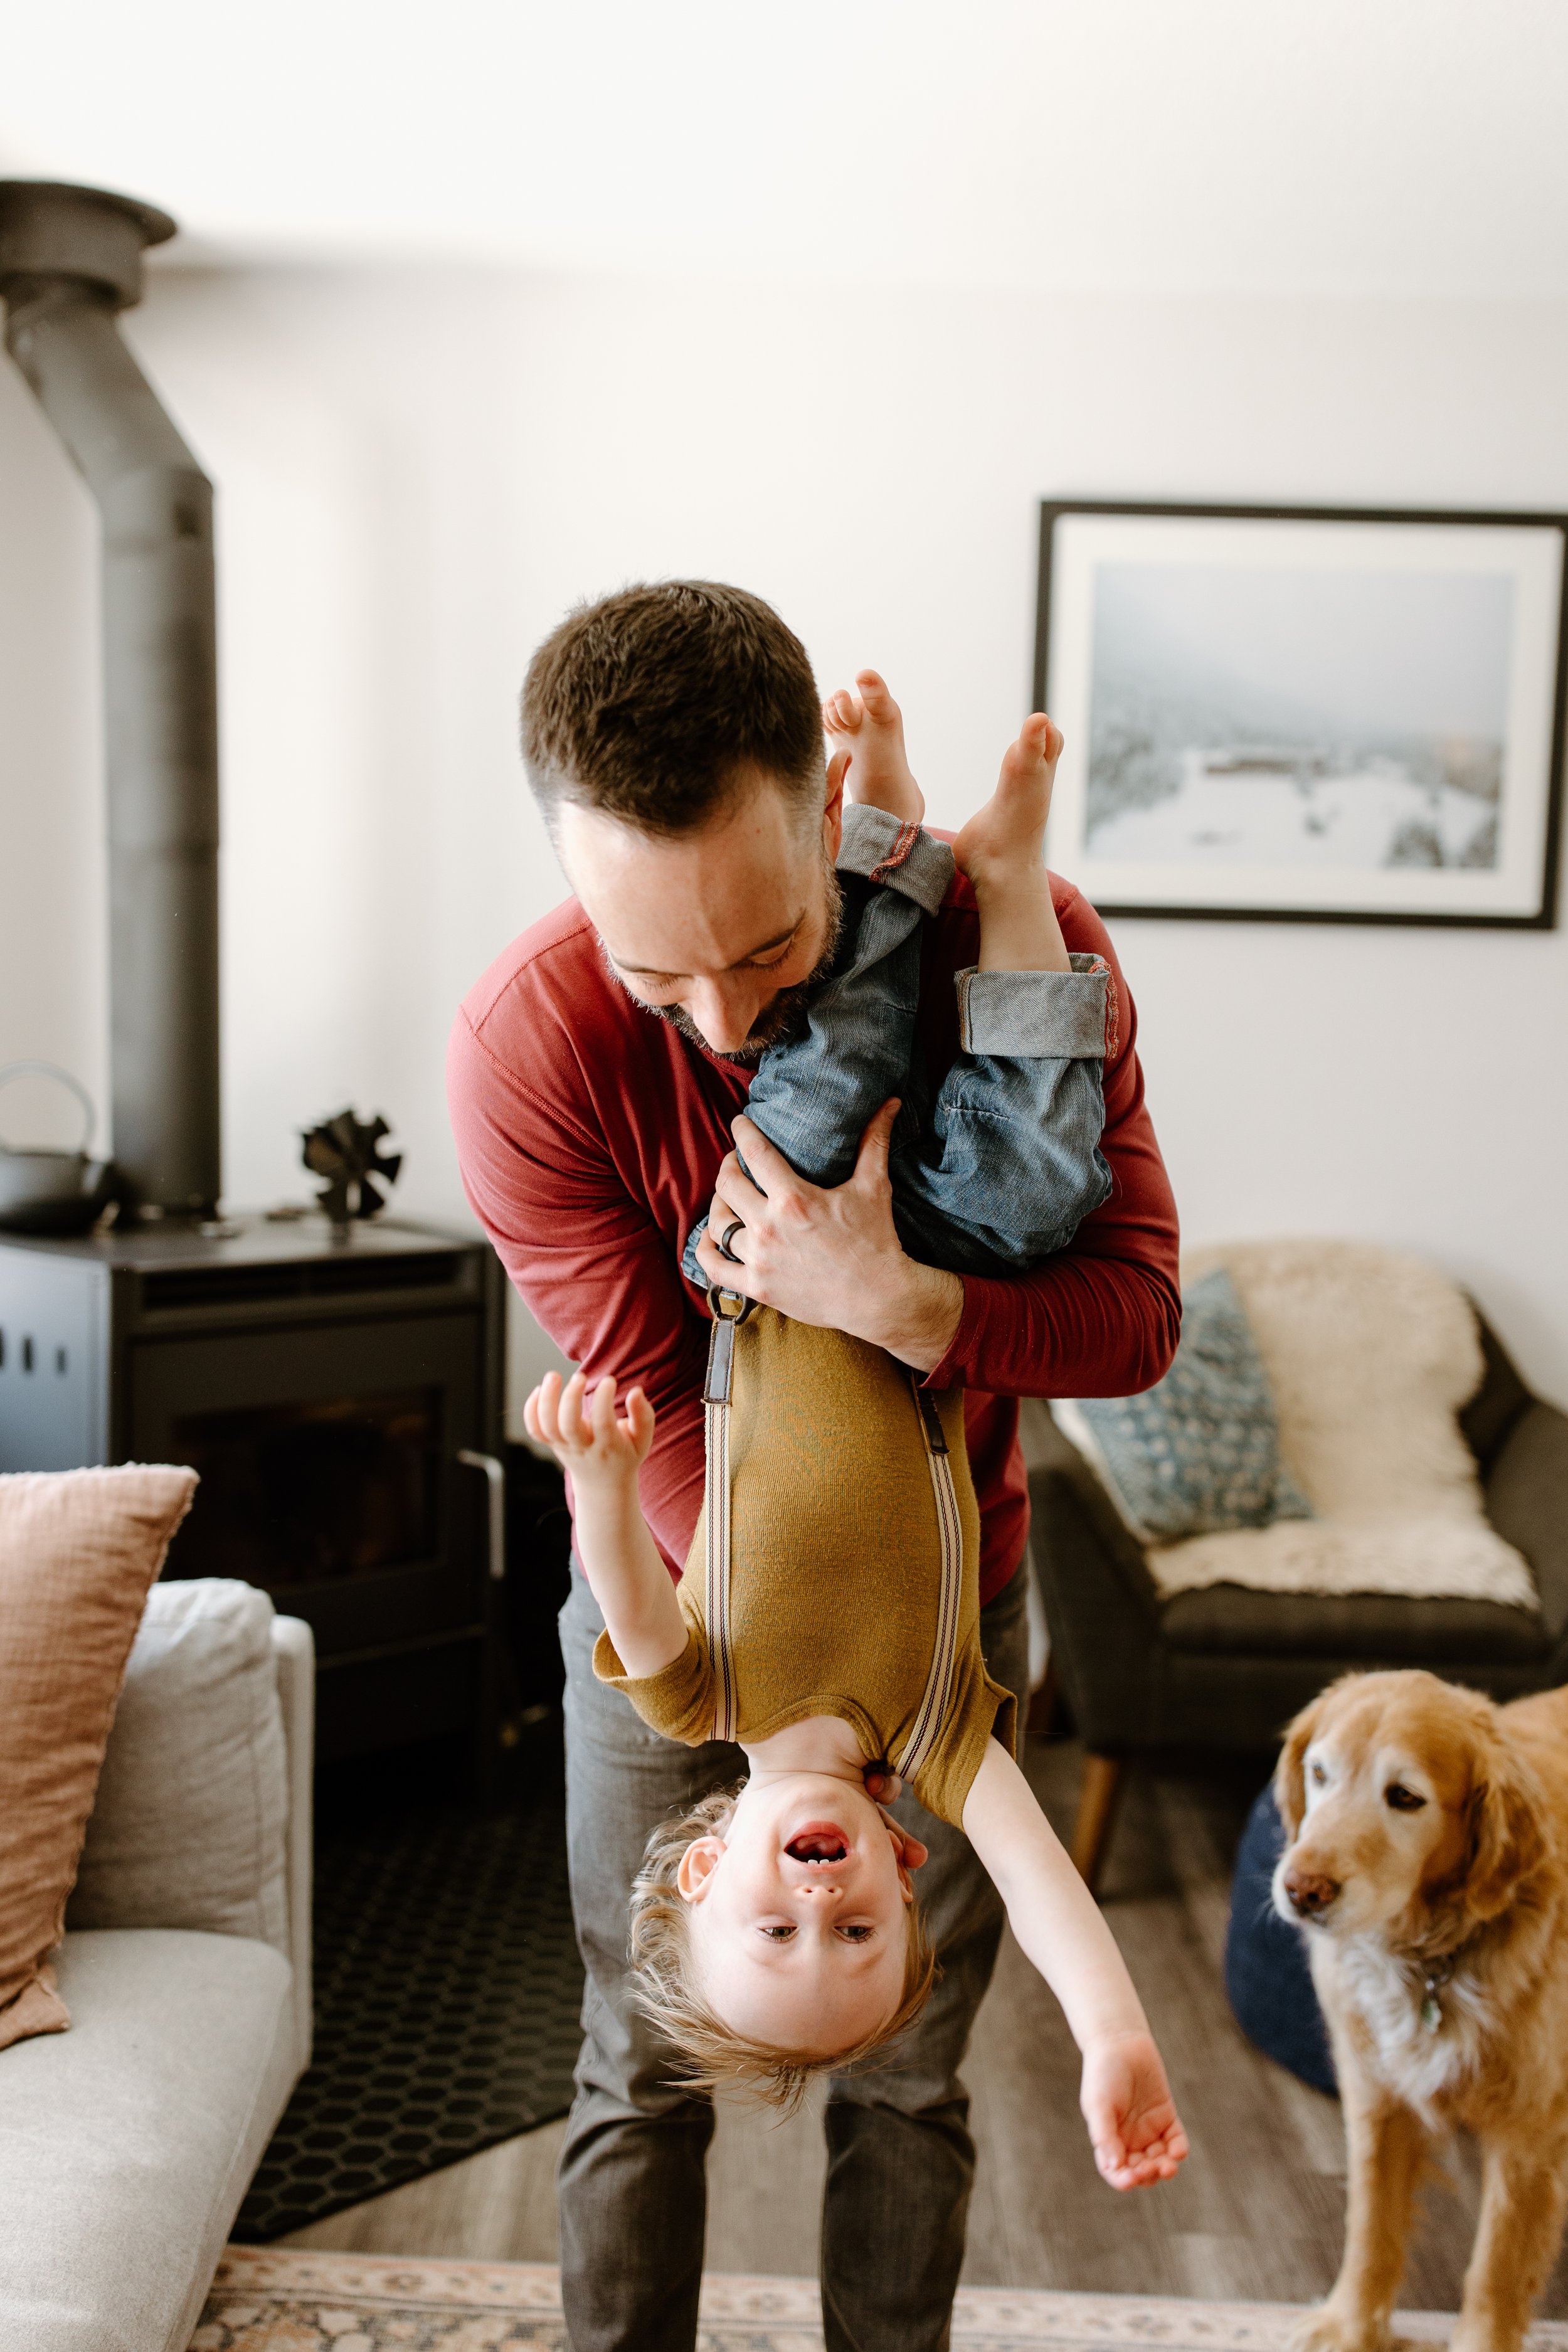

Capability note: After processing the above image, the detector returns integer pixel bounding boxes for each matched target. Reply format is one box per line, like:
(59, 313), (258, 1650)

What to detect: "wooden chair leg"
(1026, 1656), (1060, 1740)
(1071, 1753), (1126, 1891)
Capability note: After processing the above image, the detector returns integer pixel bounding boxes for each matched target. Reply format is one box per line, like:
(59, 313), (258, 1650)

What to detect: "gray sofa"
(0, 1579), (314, 2352)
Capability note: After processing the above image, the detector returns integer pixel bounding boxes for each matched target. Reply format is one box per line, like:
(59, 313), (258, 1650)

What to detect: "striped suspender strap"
(702, 1288), (752, 1744)
(893, 1380), (966, 1788)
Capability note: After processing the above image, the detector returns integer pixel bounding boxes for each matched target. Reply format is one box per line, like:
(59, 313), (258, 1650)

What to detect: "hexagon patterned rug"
(194, 2252), (1568, 2352)
(232, 1786), (583, 2241)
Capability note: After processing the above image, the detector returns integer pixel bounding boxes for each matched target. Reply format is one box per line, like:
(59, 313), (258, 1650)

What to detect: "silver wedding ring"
(716, 1218), (745, 1264)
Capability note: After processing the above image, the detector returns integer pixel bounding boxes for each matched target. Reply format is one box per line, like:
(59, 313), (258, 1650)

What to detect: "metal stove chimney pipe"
(0, 180), (219, 1217)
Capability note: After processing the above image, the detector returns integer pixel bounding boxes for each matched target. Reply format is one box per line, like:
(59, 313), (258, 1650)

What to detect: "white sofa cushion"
(0, 1929), (295, 2352)
(67, 1581), (289, 1961)
(1145, 1241), (1537, 1608)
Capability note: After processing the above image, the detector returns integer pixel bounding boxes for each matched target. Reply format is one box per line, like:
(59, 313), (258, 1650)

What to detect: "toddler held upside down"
(526, 678), (1188, 2191)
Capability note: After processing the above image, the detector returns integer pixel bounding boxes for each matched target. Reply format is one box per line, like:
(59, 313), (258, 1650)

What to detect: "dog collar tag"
(1419, 1951), (1459, 2033)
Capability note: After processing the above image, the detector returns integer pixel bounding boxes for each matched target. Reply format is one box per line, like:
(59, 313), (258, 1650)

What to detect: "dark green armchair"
(1025, 1311), (1568, 1887)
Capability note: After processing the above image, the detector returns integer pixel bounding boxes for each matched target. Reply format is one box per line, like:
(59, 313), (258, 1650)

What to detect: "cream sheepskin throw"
(1140, 1240), (1537, 1610)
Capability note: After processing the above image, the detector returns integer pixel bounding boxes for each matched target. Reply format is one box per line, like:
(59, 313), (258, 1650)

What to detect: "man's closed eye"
(628, 942), (798, 990)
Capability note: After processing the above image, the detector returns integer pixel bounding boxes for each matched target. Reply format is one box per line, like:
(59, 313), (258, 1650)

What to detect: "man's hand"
(693, 1101), (964, 1374)
(1079, 2030), (1189, 2191)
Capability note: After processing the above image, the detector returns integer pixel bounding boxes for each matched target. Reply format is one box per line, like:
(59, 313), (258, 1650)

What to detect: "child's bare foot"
(823, 670), (924, 824)
(953, 714), (1071, 973)
(953, 712), (1062, 892)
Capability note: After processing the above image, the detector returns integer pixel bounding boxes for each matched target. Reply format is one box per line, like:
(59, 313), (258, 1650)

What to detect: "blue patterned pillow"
(1062, 1268), (1314, 1544)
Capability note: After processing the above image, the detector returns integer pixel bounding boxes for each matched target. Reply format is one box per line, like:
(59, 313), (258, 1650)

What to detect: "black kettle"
(0, 1062), (118, 1236)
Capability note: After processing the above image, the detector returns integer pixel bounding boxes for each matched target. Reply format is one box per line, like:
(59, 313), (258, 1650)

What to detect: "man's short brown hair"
(521, 581), (824, 836)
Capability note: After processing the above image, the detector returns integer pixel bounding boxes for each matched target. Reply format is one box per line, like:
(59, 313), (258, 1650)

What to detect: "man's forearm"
(931, 1249), (1181, 1399)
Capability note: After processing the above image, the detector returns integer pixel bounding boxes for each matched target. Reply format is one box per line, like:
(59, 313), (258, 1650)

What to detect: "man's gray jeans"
(555, 1554), (1032, 2352)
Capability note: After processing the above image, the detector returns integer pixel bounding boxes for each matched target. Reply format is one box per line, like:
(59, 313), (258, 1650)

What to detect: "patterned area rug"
(194, 2250), (1568, 2351)
(232, 1774), (583, 2240)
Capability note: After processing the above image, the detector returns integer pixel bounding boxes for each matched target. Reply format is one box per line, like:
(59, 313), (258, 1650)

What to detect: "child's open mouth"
(785, 1826), (849, 1864)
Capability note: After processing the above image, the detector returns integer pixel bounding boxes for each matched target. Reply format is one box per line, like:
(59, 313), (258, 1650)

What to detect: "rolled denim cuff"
(681, 1219), (710, 1290)
(835, 803), (954, 915)
(955, 953), (1114, 1059)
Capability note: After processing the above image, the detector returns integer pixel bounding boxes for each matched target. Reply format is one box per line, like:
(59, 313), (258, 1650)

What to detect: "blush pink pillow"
(0, 1466), (196, 2049)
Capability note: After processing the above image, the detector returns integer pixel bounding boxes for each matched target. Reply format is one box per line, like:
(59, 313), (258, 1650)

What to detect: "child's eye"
(759, 1924), (796, 1941)
(836, 1924), (874, 1942)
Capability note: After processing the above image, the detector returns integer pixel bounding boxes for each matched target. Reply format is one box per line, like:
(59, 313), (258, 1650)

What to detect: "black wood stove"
(0, 181), (524, 1772)
(0, 1216), (507, 1762)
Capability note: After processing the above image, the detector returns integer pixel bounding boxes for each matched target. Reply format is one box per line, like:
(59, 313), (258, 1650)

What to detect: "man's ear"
(1275, 1694), (1327, 1840)
(1466, 1740), (1546, 1922)
(823, 750), (849, 861)
(677, 1835), (726, 1903)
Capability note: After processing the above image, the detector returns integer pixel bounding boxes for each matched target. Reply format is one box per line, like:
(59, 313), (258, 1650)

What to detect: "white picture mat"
(1044, 512), (1564, 917)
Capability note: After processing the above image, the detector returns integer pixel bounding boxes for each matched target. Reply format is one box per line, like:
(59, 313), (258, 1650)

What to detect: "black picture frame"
(1034, 497), (1568, 928)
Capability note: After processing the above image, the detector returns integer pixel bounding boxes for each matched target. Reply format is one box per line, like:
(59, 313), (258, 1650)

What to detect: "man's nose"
(1282, 1867), (1341, 1919)
(684, 977), (769, 1054)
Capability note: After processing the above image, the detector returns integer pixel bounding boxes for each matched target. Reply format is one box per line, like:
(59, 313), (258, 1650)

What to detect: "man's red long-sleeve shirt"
(447, 864), (1180, 1608)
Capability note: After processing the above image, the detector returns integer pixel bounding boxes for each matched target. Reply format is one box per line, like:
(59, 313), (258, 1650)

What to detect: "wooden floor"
(284, 1735), (1568, 2312)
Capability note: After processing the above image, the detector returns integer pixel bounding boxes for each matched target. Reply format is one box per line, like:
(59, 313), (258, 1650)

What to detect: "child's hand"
(524, 1369), (655, 1484)
(1079, 2030), (1189, 2191)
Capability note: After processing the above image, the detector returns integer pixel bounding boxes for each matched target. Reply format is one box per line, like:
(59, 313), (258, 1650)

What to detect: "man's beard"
(617, 856), (844, 1067)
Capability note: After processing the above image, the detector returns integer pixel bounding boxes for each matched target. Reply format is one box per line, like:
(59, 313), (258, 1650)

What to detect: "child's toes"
(994, 717), (1062, 813)
(1020, 711), (1063, 765)
(828, 670), (924, 819)
(854, 670), (903, 731)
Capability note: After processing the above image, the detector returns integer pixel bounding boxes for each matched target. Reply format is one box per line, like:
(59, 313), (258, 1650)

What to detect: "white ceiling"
(2, 0), (1567, 300)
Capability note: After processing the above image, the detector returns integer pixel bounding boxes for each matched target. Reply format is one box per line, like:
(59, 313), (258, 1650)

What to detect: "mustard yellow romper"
(594, 1304), (1017, 1830)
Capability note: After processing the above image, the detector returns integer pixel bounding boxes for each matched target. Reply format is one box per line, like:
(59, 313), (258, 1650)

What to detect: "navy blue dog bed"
(1224, 1783), (1337, 2097)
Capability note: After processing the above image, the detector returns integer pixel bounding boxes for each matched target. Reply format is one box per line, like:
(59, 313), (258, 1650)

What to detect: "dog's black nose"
(1283, 1868), (1340, 1919)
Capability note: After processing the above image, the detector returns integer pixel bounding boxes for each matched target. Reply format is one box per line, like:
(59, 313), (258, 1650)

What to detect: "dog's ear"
(1275, 1695), (1326, 1839)
(1466, 1740), (1547, 1922)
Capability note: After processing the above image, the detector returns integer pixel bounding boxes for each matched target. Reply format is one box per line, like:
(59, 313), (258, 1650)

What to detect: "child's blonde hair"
(628, 1783), (938, 2114)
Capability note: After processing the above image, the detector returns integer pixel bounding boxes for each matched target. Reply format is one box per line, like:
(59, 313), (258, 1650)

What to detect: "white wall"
(2, 265), (1564, 1416)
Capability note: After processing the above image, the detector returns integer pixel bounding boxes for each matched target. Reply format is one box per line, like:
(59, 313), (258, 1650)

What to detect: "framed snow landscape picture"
(1036, 501), (1568, 926)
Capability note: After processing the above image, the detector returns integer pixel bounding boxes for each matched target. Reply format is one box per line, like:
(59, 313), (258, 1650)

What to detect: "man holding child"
(448, 581), (1180, 2352)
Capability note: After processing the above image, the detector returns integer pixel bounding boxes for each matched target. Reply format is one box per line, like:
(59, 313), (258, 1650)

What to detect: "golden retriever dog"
(1273, 1669), (1568, 2352)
